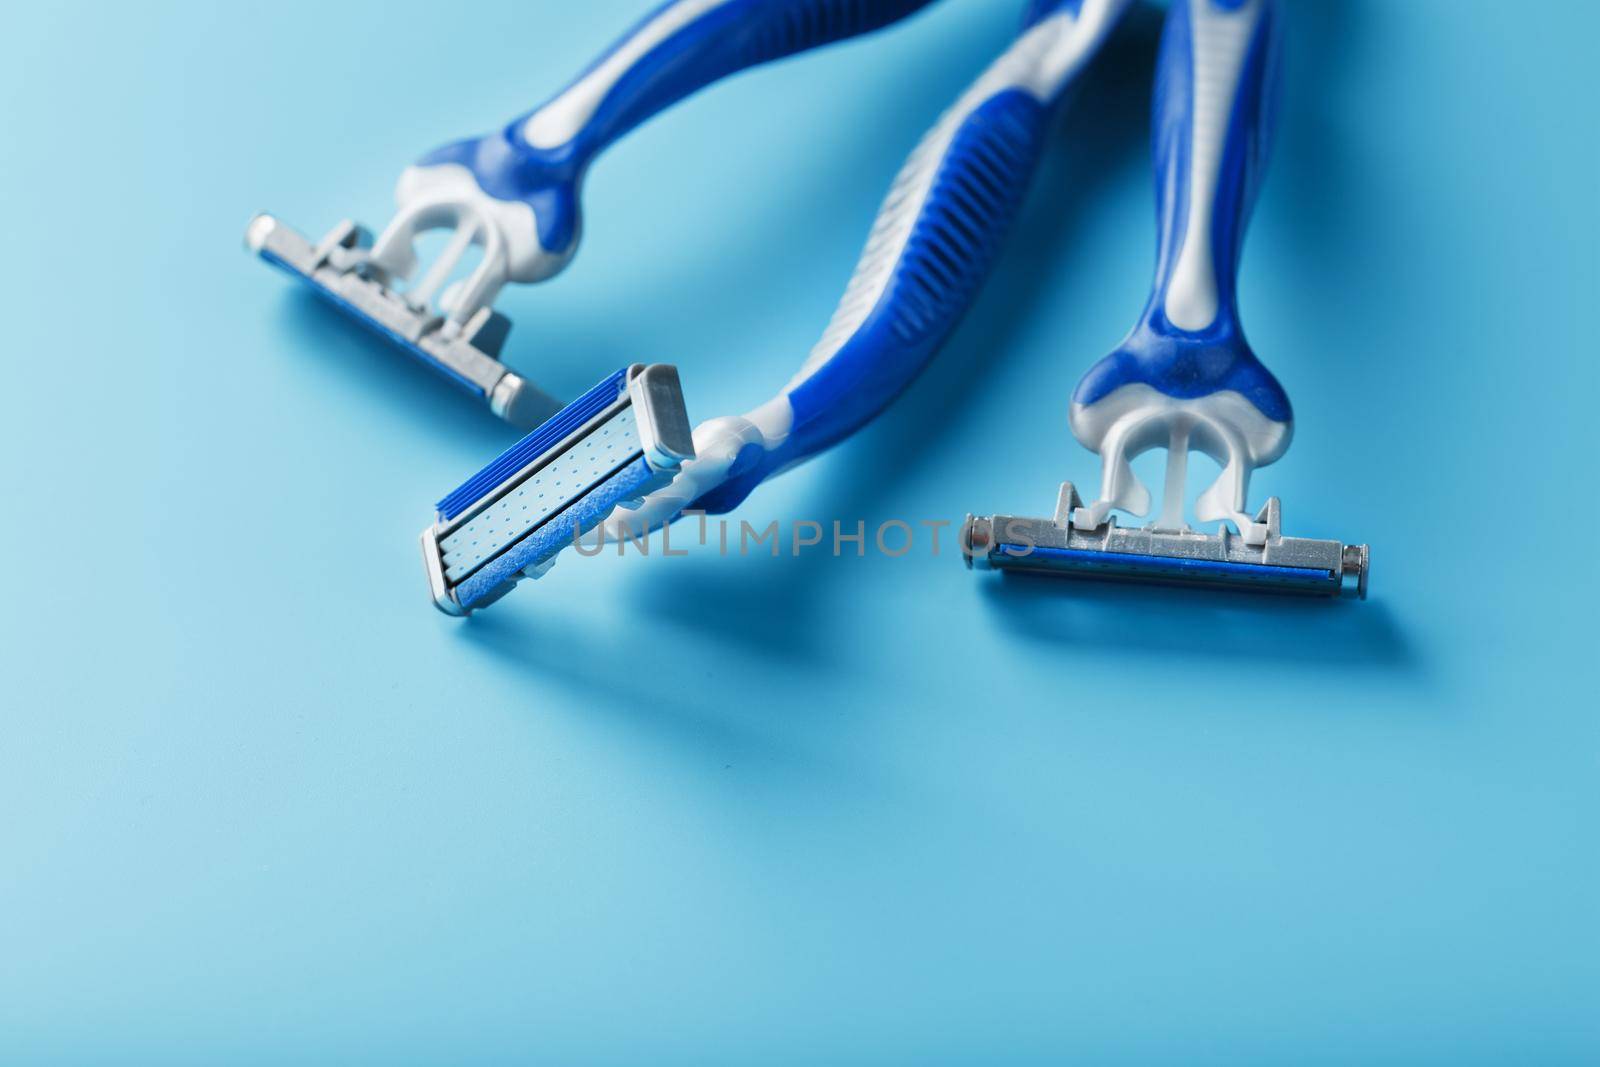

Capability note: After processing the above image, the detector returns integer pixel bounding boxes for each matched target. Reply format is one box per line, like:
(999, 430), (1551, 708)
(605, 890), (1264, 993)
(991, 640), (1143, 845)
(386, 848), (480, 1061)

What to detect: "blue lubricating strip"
(257, 247), (484, 397)
(994, 544), (1335, 591)
(453, 455), (659, 611)
(436, 368), (630, 521)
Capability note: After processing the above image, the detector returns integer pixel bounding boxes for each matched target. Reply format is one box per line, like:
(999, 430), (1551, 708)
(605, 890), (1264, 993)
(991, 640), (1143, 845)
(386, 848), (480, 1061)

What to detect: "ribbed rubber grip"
(784, 90), (1049, 456)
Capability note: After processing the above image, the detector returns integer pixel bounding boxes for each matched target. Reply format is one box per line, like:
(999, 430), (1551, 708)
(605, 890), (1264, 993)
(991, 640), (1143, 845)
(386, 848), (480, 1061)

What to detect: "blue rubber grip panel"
(454, 455), (660, 611)
(1073, 0), (1291, 421)
(693, 88), (1051, 515)
(419, 0), (939, 256)
(436, 368), (630, 521)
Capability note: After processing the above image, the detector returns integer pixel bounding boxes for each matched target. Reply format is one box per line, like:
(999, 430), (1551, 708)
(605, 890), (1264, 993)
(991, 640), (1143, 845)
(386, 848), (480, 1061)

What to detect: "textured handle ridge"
(785, 89), (1050, 457)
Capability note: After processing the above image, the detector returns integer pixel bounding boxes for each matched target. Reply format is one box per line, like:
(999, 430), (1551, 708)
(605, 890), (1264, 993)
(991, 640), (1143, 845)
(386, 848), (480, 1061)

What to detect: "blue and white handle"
(610, 0), (1133, 531)
(1069, 0), (1290, 537)
(364, 0), (937, 325)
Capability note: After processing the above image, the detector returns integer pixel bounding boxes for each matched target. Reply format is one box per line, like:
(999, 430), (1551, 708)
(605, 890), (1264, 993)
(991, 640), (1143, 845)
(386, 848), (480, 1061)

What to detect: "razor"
(422, 0), (1134, 614)
(967, 0), (1370, 598)
(247, 0), (939, 428)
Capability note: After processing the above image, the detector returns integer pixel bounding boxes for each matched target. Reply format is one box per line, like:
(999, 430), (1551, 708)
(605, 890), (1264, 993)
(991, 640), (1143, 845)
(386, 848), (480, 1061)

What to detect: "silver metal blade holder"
(963, 483), (1368, 599)
(246, 213), (560, 429)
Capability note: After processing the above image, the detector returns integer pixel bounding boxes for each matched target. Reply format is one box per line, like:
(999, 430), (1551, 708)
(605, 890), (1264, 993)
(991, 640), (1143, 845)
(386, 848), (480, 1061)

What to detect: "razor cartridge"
(421, 364), (694, 616)
(248, 0), (939, 427)
(246, 214), (559, 428)
(963, 483), (1368, 598)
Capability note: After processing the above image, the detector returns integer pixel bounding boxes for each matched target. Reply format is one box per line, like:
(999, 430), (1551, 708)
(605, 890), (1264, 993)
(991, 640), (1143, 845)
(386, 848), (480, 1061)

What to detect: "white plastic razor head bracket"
(605, 395), (793, 541)
(1068, 387), (1291, 546)
(363, 198), (511, 331)
(357, 163), (568, 331)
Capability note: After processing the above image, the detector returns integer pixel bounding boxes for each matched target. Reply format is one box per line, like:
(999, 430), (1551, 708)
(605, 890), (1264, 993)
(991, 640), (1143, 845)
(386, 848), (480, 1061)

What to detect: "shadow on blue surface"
(621, 551), (860, 665)
(271, 291), (527, 455)
(452, 604), (881, 790)
(616, 548), (1415, 674)
(980, 572), (1415, 671)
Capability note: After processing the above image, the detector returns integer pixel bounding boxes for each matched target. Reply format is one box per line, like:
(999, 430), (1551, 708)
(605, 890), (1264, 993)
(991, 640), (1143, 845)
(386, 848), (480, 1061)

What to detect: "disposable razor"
(247, 0), (939, 428)
(422, 0), (1134, 614)
(966, 0), (1370, 598)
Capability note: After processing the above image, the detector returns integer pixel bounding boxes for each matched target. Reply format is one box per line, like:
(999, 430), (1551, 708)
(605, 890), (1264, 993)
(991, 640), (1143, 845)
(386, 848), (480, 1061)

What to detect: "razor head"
(964, 483), (1368, 599)
(421, 364), (695, 616)
(245, 213), (560, 429)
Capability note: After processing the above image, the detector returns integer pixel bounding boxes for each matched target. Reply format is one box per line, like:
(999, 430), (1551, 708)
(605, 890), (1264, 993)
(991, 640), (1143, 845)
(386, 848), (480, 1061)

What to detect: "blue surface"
(1, 1), (1596, 1062)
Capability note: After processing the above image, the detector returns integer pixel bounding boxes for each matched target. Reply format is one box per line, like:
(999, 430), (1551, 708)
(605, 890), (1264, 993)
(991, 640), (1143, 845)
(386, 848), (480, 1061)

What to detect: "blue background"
(2, 1), (1596, 1062)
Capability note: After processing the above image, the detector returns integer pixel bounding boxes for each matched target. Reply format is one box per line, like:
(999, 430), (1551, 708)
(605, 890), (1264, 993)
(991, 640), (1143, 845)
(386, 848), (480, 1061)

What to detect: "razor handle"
(1072, 0), (1290, 422)
(414, 0), (940, 274)
(691, 0), (1133, 513)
